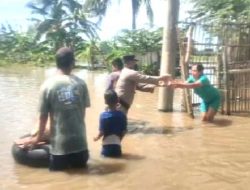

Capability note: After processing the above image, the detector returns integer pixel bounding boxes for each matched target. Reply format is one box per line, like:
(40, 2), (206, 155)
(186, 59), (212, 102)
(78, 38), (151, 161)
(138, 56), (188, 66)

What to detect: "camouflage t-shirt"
(39, 74), (90, 155)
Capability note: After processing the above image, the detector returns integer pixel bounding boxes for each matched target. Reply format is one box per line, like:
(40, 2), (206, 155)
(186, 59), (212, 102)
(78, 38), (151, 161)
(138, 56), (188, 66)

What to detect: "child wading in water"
(169, 64), (221, 122)
(94, 90), (127, 157)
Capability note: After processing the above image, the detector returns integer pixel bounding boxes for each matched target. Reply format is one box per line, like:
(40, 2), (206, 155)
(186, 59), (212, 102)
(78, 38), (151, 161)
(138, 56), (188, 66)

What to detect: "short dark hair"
(195, 64), (204, 72)
(104, 89), (118, 106)
(55, 47), (75, 69)
(122, 55), (138, 64)
(112, 58), (123, 70)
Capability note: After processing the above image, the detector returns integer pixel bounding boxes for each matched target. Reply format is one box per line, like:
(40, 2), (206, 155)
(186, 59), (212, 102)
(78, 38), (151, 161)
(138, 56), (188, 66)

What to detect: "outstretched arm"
(169, 80), (202, 89)
(132, 71), (171, 85)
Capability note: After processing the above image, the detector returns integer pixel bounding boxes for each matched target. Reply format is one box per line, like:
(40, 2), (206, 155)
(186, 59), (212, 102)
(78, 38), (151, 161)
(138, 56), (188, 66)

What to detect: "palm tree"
(131, 0), (153, 29)
(27, 0), (99, 51)
(84, 0), (154, 30)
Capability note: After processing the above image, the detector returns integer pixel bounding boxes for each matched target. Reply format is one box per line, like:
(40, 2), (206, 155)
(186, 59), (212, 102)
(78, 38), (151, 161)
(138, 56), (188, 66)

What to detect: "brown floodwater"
(0, 65), (250, 190)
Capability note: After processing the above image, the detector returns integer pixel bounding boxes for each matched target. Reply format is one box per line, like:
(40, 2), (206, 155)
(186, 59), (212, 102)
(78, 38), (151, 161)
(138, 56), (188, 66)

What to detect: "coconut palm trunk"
(157, 0), (179, 111)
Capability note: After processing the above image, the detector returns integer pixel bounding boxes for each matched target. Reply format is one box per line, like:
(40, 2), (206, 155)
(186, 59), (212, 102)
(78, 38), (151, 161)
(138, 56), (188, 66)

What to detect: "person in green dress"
(169, 64), (221, 122)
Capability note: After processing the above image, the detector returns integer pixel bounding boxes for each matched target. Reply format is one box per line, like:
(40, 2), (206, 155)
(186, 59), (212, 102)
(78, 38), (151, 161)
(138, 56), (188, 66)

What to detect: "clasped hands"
(158, 74), (181, 88)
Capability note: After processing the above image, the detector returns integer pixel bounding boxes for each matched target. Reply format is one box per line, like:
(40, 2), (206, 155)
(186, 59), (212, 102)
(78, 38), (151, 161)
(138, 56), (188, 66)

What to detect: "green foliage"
(141, 61), (160, 75)
(0, 1), (163, 70)
(27, 0), (99, 51)
(99, 28), (162, 60)
(76, 39), (108, 70)
(0, 24), (54, 65)
(99, 28), (162, 74)
(0, 0), (101, 66)
(191, 0), (250, 23)
(114, 28), (162, 55)
(98, 41), (126, 71)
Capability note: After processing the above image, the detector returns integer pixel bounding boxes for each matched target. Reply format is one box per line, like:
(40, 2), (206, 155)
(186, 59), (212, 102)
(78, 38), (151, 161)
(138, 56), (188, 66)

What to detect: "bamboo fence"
(178, 21), (250, 115)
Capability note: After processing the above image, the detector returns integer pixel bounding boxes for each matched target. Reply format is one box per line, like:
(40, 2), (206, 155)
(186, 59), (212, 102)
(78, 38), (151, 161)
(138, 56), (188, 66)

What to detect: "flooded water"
(0, 65), (250, 190)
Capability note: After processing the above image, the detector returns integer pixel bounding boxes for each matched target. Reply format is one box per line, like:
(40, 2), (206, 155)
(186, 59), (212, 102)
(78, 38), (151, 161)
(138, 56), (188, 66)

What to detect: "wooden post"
(181, 25), (194, 118)
(217, 53), (225, 114)
(222, 46), (230, 115)
(157, 0), (180, 111)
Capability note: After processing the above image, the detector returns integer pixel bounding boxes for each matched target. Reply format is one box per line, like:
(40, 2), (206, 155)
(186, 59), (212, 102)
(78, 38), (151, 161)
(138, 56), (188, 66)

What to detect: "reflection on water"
(127, 119), (194, 135)
(0, 66), (250, 190)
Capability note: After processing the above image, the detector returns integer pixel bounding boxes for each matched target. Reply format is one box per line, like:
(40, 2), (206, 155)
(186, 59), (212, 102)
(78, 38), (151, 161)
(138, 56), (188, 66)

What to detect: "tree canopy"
(0, 0), (161, 69)
(27, 0), (99, 51)
(191, 0), (250, 23)
(83, 0), (154, 29)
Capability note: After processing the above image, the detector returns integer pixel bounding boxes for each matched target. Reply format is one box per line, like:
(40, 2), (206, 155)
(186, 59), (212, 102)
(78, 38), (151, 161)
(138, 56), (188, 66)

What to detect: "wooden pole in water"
(180, 25), (194, 118)
(222, 46), (230, 115)
(217, 53), (225, 114)
(157, 0), (180, 111)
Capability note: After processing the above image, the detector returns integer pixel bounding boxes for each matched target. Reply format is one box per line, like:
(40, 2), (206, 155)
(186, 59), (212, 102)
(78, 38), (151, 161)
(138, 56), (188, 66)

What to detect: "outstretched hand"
(158, 79), (182, 88)
(158, 74), (172, 86)
(158, 80), (170, 86)
(159, 74), (171, 81)
(168, 80), (183, 88)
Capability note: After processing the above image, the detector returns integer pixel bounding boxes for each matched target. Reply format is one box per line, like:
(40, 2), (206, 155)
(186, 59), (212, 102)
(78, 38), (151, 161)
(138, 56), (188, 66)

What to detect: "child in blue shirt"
(94, 90), (127, 157)
(169, 64), (220, 122)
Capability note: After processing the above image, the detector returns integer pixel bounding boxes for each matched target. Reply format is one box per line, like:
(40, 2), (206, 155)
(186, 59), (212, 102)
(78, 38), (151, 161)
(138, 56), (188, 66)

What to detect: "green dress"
(187, 74), (220, 112)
